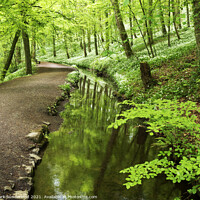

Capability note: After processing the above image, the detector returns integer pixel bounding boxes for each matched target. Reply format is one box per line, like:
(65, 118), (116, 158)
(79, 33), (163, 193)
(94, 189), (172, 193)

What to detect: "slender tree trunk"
(168, 0), (171, 47)
(172, 0), (181, 40)
(105, 11), (110, 50)
(53, 34), (56, 57)
(129, 0), (134, 46)
(148, 0), (154, 44)
(139, 0), (155, 57)
(87, 30), (91, 53)
(94, 27), (99, 55)
(186, 0), (190, 27)
(83, 30), (87, 57)
(64, 35), (70, 59)
(177, 0), (182, 29)
(99, 17), (105, 43)
(1, 30), (21, 80)
(15, 39), (22, 65)
(129, 17), (134, 46)
(31, 32), (36, 61)
(31, 40), (36, 61)
(193, 0), (200, 66)
(159, 0), (167, 36)
(80, 38), (83, 49)
(134, 32), (138, 38)
(22, 29), (32, 75)
(110, 0), (134, 58)
(92, 0), (99, 55)
(129, 5), (151, 58)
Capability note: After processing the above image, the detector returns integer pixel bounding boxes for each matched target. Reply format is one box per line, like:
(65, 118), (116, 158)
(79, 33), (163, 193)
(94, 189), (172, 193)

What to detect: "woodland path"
(0, 62), (75, 196)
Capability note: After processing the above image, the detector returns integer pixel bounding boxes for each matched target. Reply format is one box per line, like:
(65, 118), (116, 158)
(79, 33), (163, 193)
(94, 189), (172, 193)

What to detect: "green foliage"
(110, 99), (200, 195)
(59, 82), (71, 96)
(66, 71), (80, 87)
(110, 99), (200, 136)
(0, 63), (37, 84)
(121, 154), (200, 193)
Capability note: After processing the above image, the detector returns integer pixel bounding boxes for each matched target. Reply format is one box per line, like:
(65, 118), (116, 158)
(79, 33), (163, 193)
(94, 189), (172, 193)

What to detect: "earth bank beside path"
(0, 62), (75, 197)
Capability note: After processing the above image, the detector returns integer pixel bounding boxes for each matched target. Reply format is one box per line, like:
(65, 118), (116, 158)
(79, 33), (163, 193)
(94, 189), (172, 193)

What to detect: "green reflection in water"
(33, 77), (180, 200)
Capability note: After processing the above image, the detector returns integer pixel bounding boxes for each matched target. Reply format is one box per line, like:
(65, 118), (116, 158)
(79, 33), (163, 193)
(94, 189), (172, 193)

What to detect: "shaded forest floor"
(0, 62), (74, 196)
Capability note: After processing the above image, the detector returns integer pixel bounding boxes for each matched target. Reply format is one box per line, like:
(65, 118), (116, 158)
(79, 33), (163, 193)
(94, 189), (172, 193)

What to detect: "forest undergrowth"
(39, 27), (199, 103)
(38, 27), (200, 199)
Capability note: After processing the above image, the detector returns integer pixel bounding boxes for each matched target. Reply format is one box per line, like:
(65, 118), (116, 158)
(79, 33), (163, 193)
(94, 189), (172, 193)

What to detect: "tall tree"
(138, 0), (155, 57)
(148, 0), (154, 45)
(168, 0), (171, 47)
(172, 0), (181, 39)
(31, 30), (36, 61)
(129, 0), (134, 46)
(1, 30), (21, 80)
(193, 0), (200, 66)
(83, 30), (87, 57)
(186, 0), (190, 27)
(92, 0), (99, 56)
(110, 0), (134, 58)
(15, 39), (22, 65)
(105, 8), (110, 50)
(22, 28), (32, 75)
(159, 0), (167, 36)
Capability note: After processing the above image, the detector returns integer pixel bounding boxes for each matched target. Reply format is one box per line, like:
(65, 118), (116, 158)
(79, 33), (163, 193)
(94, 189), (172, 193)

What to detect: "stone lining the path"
(2, 123), (49, 200)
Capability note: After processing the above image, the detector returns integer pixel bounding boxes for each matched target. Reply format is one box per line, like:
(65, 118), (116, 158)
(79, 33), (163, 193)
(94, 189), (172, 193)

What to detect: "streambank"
(32, 74), (181, 200)
(0, 62), (75, 198)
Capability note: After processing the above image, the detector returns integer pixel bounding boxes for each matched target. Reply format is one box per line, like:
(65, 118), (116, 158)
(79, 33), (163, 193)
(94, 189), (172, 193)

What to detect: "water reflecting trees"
(33, 76), (180, 199)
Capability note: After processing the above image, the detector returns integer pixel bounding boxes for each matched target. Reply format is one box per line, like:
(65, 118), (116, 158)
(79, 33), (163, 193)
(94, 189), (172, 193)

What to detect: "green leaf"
(123, 0), (130, 6)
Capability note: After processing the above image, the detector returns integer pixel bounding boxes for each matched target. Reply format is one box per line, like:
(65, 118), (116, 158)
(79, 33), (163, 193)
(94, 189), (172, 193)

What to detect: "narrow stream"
(33, 75), (180, 200)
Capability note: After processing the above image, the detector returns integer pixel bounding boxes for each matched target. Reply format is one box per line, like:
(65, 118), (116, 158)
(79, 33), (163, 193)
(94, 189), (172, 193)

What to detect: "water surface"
(33, 76), (180, 200)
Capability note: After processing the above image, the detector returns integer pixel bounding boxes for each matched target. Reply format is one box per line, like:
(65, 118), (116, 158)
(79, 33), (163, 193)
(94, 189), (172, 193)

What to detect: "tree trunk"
(105, 11), (110, 50)
(172, 0), (181, 40)
(129, 0), (134, 46)
(22, 29), (32, 75)
(110, 0), (134, 58)
(148, 0), (154, 45)
(31, 34), (36, 61)
(80, 39), (83, 49)
(168, 0), (171, 47)
(15, 39), (22, 65)
(140, 62), (155, 89)
(1, 30), (21, 80)
(129, 5), (151, 58)
(186, 0), (190, 27)
(87, 30), (91, 53)
(159, 0), (167, 36)
(92, 0), (99, 55)
(177, 0), (182, 29)
(139, 0), (155, 57)
(64, 35), (70, 59)
(83, 30), (87, 57)
(193, 0), (200, 66)
(94, 28), (98, 55)
(53, 34), (56, 57)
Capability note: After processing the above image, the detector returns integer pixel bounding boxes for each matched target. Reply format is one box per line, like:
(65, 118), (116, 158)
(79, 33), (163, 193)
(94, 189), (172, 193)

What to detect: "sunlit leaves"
(123, 0), (129, 6)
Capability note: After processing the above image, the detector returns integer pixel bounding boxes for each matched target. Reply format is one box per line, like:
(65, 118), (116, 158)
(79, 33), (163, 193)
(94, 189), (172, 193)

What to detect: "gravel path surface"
(0, 62), (74, 196)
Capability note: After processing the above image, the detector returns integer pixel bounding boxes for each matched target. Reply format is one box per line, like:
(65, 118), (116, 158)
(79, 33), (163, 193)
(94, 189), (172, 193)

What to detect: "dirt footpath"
(0, 62), (74, 197)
